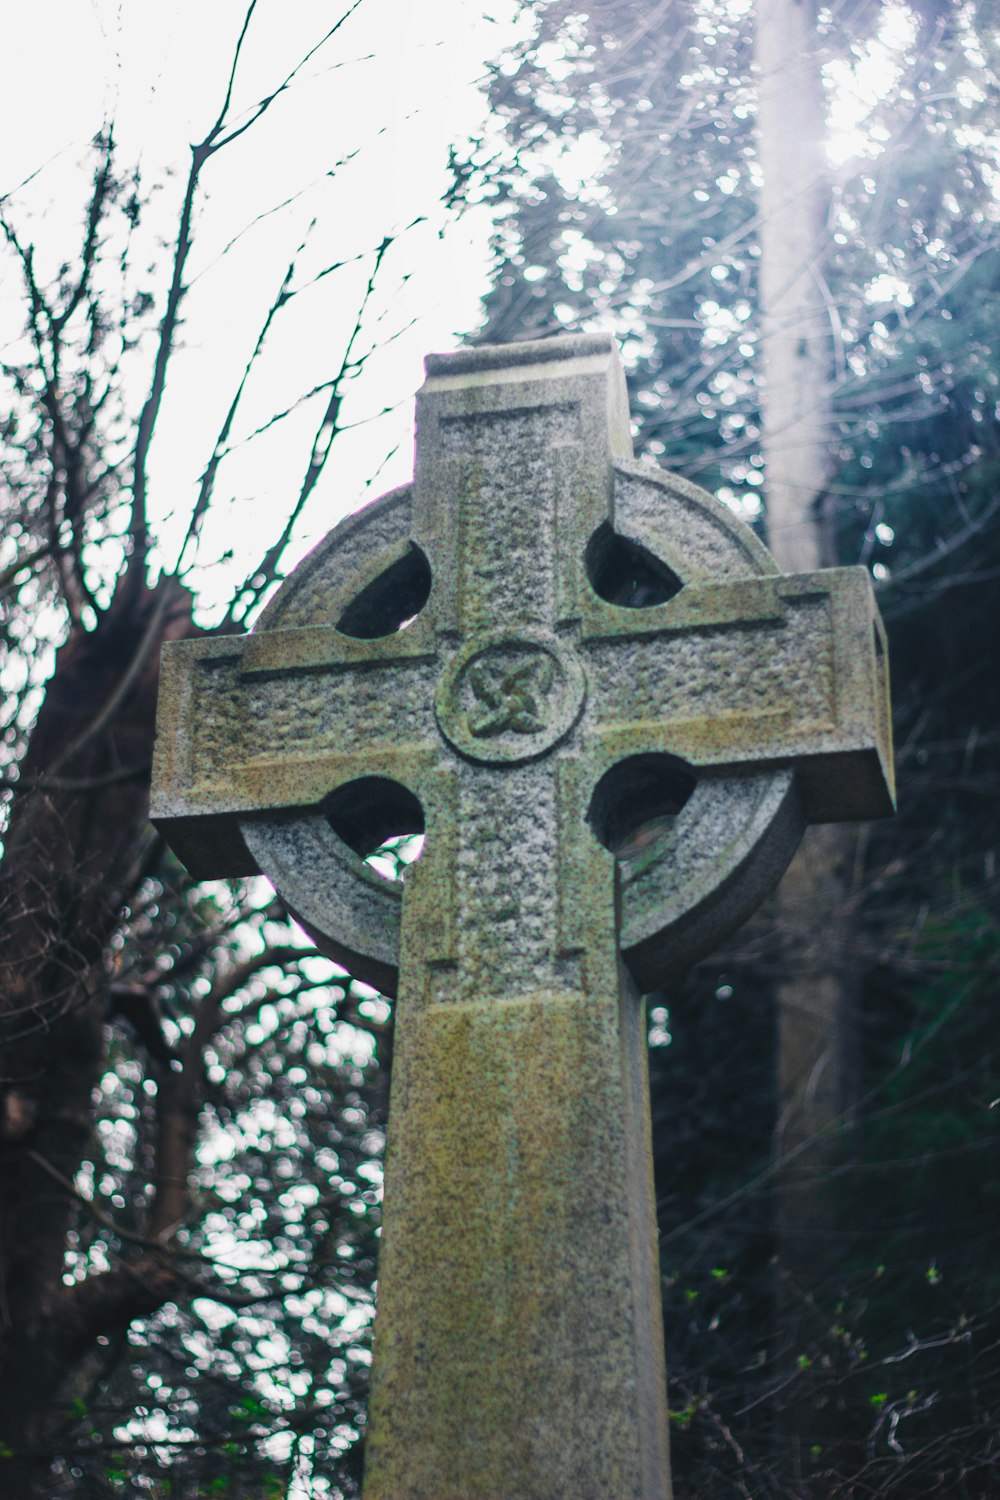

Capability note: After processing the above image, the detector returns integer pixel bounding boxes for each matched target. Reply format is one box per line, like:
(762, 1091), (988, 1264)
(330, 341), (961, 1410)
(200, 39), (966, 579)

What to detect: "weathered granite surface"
(152, 333), (894, 1499)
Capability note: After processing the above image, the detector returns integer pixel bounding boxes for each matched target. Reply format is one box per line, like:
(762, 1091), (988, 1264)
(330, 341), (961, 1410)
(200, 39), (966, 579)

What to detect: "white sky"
(0, 1), (928, 624)
(0, 0), (521, 615)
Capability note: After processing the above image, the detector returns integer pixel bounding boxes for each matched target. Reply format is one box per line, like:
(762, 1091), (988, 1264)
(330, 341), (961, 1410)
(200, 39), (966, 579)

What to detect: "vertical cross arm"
(411, 333), (633, 636)
(365, 337), (677, 1500)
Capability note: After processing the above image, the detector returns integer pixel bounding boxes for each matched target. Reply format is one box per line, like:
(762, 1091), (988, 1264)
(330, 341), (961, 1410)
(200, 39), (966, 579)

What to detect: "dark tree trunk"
(0, 575), (192, 1494)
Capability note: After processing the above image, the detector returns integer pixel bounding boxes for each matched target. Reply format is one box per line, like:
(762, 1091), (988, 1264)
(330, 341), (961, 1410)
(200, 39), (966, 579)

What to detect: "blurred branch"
(223, 229), (398, 625)
(129, 0), (364, 586)
(176, 227), (318, 569)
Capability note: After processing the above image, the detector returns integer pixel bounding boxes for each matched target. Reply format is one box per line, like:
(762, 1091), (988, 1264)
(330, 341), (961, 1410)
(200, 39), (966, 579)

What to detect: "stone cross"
(152, 334), (894, 1500)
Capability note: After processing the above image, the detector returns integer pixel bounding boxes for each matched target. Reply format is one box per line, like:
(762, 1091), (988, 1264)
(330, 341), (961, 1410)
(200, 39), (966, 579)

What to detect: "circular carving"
(243, 464), (806, 990)
(434, 629), (586, 765)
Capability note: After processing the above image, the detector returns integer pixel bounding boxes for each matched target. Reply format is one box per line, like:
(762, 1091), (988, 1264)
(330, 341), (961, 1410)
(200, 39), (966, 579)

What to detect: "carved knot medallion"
(468, 654), (554, 738)
(435, 630), (586, 765)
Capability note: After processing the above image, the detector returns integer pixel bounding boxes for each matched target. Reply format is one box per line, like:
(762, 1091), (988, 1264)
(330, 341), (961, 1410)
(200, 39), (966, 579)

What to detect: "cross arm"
(151, 619), (439, 879)
(582, 565), (894, 823)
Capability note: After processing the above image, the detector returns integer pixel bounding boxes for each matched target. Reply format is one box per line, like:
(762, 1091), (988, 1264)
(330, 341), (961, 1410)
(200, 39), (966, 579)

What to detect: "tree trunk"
(755, 0), (858, 1336)
(755, 0), (833, 577)
(0, 575), (191, 1494)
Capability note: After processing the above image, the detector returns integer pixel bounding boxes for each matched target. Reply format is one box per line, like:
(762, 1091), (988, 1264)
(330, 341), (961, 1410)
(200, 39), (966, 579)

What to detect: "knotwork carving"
(433, 629), (586, 766)
(467, 655), (554, 738)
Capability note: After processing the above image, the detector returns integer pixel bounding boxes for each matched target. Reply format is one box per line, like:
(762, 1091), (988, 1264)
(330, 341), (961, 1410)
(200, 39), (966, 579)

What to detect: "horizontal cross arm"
(583, 567), (894, 822)
(151, 630), (439, 878)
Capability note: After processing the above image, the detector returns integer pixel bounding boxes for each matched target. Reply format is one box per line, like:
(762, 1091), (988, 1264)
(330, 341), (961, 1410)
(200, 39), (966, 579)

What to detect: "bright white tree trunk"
(755, 0), (833, 572)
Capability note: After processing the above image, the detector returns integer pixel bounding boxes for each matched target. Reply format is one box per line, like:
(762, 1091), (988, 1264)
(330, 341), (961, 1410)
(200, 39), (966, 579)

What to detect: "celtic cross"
(152, 334), (894, 1499)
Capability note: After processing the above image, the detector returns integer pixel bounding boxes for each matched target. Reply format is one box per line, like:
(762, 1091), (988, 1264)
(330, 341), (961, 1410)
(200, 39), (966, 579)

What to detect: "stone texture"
(151, 332), (895, 1500)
